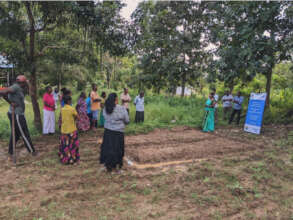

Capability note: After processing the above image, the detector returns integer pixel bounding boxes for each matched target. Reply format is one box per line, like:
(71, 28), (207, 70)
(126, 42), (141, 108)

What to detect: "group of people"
(42, 84), (104, 135)
(0, 77), (145, 173)
(42, 84), (145, 170)
(203, 89), (244, 132)
(42, 86), (145, 134)
(1, 74), (246, 172)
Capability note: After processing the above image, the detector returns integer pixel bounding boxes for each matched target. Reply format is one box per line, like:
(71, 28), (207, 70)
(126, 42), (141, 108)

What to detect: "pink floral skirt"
(59, 131), (80, 164)
(77, 112), (90, 131)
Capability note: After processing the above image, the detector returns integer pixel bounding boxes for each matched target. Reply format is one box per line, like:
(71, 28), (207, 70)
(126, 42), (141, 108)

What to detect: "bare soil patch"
(0, 125), (292, 220)
(125, 128), (260, 164)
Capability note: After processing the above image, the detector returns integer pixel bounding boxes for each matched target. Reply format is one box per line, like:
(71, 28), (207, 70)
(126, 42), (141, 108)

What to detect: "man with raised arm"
(0, 75), (37, 161)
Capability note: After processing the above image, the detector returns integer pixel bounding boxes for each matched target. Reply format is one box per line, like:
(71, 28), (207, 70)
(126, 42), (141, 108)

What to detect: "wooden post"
(11, 106), (16, 164)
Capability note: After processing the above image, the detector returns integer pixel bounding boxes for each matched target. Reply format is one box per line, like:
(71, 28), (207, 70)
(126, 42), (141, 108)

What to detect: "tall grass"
(126, 95), (227, 134)
(0, 91), (292, 140)
(0, 98), (40, 140)
(0, 94), (210, 140)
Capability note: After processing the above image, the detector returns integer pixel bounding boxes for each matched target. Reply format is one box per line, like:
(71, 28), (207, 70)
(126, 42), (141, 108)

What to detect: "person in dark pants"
(229, 91), (244, 125)
(0, 75), (37, 160)
(134, 91), (144, 123)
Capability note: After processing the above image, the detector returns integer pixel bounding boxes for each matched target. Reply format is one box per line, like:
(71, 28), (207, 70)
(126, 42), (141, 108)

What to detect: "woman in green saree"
(203, 93), (215, 132)
(99, 92), (106, 127)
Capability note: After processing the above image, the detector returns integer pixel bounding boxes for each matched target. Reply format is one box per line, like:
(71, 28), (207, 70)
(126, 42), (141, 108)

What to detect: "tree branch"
(35, 22), (58, 33)
(37, 46), (66, 56)
(37, 45), (83, 57)
(21, 38), (29, 59)
(25, 2), (35, 32)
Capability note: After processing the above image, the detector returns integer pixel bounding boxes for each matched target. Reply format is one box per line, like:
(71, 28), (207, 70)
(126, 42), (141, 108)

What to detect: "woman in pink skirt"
(76, 92), (90, 132)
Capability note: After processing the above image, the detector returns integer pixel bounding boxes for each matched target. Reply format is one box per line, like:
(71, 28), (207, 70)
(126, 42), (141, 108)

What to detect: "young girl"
(59, 96), (81, 165)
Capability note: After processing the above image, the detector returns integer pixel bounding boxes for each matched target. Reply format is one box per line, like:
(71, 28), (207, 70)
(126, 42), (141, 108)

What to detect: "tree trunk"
(106, 70), (110, 89)
(155, 87), (161, 94)
(228, 81), (234, 94)
(181, 73), (186, 97)
(30, 69), (42, 130)
(25, 2), (42, 131)
(58, 68), (61, 90)
(265, 69), (272, 107)
(171, 85), (176, 96)
(100, 45), (103, 74)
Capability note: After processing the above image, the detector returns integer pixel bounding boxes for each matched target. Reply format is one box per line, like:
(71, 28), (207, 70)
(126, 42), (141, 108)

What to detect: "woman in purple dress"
(76, 92), (90, 132)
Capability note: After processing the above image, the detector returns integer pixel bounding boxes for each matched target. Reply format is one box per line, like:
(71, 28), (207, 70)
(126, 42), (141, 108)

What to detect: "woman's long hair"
(105, 93), (117, 114)
(79, 92), (86, 99)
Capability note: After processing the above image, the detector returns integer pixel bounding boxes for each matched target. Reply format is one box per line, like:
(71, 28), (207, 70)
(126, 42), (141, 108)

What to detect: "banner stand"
(244, 93), (267, 135)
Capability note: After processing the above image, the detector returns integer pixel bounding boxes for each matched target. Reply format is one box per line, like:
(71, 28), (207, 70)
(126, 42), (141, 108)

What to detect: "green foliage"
(208, 1), (293, 104)
(0, 1), (293, 132)
(126, 95), (207, 134)
(131, 1), (209, 93)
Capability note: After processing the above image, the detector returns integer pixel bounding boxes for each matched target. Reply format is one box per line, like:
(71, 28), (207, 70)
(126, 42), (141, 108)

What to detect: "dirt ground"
(0, 125), (292, 220)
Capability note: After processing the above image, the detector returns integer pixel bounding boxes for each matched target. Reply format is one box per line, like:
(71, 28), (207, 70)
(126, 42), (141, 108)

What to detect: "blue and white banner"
(244, 93), (267, 134)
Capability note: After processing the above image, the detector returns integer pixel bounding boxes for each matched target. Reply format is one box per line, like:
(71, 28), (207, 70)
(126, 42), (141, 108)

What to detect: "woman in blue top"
(86, 93), (93, 128)
(202, 93), (215, 132)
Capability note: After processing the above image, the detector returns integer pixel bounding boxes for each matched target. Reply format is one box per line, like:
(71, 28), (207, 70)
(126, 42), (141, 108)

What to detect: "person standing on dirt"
(100, 93), (129, 173)
(121, 88), (131, 115)
(43, 86), (56, 135)
(86, 93), (93, 128)
(90, 83), (101, 129)
(99, 91), (107, 127)
(229, 91), (244, 125)
(0, 75), (37, 160)
(76, 92), (90, 132)
(212, 88), (219, 122)
(203, 93), (215, 132)
(58, 88), (72, 129)
(134, 91), (144, 123)
(221, 90), (233, 120)
(59, 96), (80, 164)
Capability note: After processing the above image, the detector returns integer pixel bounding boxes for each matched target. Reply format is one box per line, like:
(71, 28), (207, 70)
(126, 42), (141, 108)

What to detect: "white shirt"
(214, 94), (219, 108)
(222, 94), (233, 108)
(53, 91), (59, 102)
(134, 96), (144, 112)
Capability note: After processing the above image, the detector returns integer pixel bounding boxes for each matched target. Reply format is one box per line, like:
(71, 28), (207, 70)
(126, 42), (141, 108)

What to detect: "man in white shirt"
(212, 88), (219, 121)
(134, 92), (144, 123)
(229, 91), (244, 125)
(221, 90), (233, 120)
(52, 87), (59, 109)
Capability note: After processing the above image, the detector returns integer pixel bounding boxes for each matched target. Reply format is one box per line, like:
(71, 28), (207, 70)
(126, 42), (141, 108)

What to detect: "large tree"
(131, 1), (209, 96)
(0, 1), (128, 130)
(0, 1), (74, 130)
(208, 1), (293, 106)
